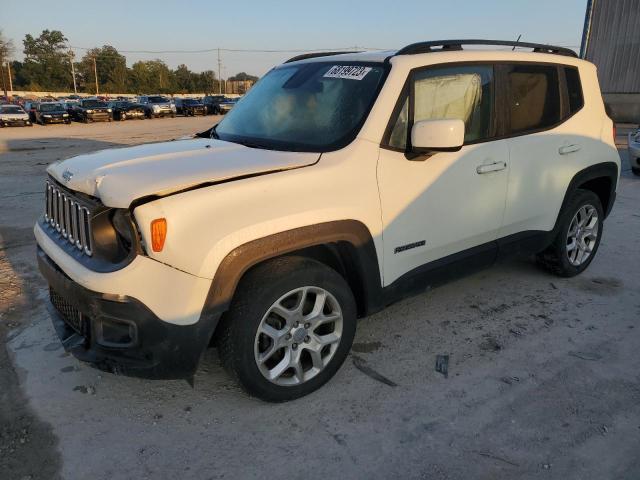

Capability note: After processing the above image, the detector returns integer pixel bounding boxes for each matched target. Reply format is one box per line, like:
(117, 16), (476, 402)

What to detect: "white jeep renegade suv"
(36, 40), (620, 401)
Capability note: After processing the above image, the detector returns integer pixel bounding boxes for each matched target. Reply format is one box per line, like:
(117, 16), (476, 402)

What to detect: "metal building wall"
(583, 0), (640, 93)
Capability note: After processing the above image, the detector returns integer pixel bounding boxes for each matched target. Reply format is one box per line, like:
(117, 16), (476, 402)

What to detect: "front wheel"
(217, 257), (357, 402)
(537, 189), (604, 277)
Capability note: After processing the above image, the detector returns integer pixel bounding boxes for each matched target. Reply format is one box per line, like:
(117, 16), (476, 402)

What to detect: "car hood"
(47, 138), (320, 208)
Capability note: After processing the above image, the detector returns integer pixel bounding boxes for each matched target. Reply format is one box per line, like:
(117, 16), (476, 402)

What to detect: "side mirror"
(411, 119), (465, 154)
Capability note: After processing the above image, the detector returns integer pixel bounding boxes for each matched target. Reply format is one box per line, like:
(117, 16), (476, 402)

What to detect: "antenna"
(512, 34), (522, 51)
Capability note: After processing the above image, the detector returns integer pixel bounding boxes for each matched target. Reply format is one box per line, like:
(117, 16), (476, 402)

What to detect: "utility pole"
(93, 57), (99, 95)
(69, 52), (77, 95)
(217, 48), (222, 94)
(7, 61), (13, 94)
(1, 63), (6, 98)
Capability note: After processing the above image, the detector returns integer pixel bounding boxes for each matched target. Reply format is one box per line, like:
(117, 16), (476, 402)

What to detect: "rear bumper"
(38, 247), (220, 379)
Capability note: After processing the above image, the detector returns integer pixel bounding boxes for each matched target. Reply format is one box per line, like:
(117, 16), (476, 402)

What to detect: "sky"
(2, 0), (588, 78)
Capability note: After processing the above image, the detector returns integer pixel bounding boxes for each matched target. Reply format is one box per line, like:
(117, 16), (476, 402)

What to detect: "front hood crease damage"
(47, 138), (320, 207)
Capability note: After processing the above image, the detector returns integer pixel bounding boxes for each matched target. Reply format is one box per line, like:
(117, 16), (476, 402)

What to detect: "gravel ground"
(1, 118), (639, 480)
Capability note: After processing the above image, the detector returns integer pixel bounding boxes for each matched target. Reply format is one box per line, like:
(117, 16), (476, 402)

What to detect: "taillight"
(150, 218), (167, 252)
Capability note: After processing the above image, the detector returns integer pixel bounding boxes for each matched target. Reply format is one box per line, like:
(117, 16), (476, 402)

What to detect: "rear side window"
(564, 67), (584, 115)
(507, 64), (560, 134)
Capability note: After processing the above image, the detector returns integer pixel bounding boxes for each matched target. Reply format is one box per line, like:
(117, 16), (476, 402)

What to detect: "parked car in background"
(218, 97), (239, 114)
(202, 95), (228, 114)
(23, 101), (39, 122)
(34, 102), (71, 125)
(108, 101), (146, 121)
(63, 100), (80, 115)
(175, 98), (207, 116)
(0, 104), (32, 127)
(71, 99), (113, 123)
(629, 128), (640, 176)
(137, 95), (176, 118)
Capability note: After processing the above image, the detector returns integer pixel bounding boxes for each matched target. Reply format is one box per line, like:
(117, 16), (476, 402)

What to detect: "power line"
(68, 45), (388, 54)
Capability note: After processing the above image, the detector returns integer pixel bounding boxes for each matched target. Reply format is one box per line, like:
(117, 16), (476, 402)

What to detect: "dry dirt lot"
(1, 118), (639, 480)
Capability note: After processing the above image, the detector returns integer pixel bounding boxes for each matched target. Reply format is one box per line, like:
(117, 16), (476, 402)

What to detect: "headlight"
(107, 108), (112, 112)
(63, 113), (69, 117)
(86, 109), (94, 113)
(152, 105), (160, 111)
(171, 105), (176, 111)
(43, 114), (51, 118)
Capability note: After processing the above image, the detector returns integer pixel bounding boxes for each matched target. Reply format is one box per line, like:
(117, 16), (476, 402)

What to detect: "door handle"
(559, 144), (581, 155)
(476, 161), (507, 174)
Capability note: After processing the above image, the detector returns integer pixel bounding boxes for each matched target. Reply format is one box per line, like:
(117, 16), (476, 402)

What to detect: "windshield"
(82, 100), (107, 108)
(40, 103), (63, 112)
(184, 99), (201, 105)
(1, 106), (24, 114)
(148, 96), (169, 103)
(215, 62), (386, 151)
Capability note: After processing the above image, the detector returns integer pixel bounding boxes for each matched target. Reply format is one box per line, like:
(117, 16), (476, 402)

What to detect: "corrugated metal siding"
(585, 0), (640, 93)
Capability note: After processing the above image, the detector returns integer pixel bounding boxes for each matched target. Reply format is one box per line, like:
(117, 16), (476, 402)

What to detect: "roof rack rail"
(284, 51), (362, 64)
(395, 39), (578, 58)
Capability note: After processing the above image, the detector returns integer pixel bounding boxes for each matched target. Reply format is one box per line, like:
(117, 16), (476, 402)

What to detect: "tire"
(632, 166), (640, 176)
(536, 189), (604, 277)
(217, 256), (357, 402)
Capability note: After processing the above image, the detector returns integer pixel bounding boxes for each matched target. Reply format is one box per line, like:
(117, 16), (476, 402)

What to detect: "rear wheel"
(537, 189), (603, 277)
(217, 256), (357, 402)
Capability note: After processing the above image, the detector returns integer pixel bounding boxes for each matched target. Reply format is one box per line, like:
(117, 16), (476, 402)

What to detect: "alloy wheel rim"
(254, 286), (343, 386)
(566, 204), (599, 266)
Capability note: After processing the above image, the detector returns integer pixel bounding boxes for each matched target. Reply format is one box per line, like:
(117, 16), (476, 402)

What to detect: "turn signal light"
(150, 218), (167, 252)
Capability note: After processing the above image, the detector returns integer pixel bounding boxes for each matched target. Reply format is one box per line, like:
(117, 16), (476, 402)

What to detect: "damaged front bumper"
(37, 247), (220, 380)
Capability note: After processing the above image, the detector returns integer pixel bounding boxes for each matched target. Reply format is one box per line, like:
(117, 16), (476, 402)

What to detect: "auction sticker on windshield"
(323, 65), (372, 80)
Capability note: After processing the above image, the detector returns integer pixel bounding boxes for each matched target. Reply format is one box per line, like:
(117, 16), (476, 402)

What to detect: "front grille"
(44, 180), (93, 256)
(50, 288), (85, 334)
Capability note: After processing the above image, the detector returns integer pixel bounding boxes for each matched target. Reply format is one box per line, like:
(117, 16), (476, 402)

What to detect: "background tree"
(22, 30), (71, 91)
(78, 45), (127, 93)
(0, 30), (15, 96)
(195, 70), (217, 94)
(173, 64), (194, 93)
(228, 72), (259, 82)
(128, 59), (175, 94)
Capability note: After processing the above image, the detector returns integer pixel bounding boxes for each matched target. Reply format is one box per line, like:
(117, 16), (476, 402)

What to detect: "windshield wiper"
(233, 139), (272, 150)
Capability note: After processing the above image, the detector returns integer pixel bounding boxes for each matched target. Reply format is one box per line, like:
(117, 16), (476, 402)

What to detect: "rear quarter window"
(564, 67), (584, 115)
